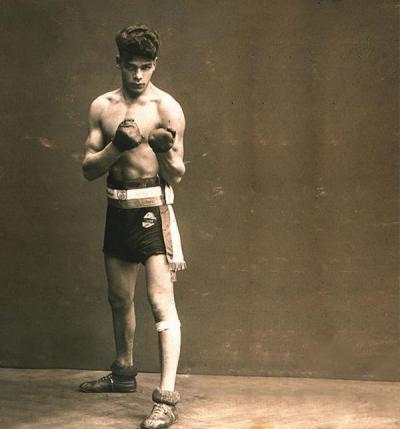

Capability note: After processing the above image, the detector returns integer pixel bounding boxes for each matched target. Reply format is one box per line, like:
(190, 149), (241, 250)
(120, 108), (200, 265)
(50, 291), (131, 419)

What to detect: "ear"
(153, 57), (158, 68)
(116, 55), (121, 69)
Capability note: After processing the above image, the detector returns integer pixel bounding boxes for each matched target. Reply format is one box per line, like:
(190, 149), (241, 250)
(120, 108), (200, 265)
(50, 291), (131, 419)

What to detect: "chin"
(129, 89), (141, 96)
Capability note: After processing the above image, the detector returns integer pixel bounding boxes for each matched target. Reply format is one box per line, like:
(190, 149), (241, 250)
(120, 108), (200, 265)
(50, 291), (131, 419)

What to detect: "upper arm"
(84, 97), (107, 157)
(158, 96), (186, 157)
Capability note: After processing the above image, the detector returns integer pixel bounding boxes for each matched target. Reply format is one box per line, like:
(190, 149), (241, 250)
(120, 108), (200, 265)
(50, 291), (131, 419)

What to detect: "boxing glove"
(112, 119), (143, 152)
(148, 127), (176, 153)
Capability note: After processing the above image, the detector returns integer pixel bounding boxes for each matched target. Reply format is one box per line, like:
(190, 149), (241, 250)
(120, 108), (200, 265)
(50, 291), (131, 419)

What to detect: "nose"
(133, 69), (142, 81)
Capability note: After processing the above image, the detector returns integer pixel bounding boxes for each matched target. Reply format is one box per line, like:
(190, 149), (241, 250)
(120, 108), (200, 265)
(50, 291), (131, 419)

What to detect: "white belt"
(106, 186), (163, 201)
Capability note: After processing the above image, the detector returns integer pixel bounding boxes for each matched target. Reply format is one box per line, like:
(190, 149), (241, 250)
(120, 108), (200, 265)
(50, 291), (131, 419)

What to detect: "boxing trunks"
(103, 176), (186, 281)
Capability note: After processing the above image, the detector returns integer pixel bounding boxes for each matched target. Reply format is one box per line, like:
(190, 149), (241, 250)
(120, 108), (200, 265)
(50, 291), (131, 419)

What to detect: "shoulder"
(89, 89), (120, 118)
(152, 86), (184, 119)
(150, 87), (185, 135)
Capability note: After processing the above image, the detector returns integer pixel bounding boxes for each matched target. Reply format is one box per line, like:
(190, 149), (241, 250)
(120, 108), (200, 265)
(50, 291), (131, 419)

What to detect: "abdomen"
(109, 143), (159, 182)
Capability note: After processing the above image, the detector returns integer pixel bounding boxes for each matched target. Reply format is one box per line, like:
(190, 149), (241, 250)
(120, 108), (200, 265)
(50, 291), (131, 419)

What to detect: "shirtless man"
(80, 25), (186, 429)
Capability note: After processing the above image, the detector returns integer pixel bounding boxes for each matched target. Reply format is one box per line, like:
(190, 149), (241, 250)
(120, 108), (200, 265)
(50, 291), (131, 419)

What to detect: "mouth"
(131, 83), (145, 89)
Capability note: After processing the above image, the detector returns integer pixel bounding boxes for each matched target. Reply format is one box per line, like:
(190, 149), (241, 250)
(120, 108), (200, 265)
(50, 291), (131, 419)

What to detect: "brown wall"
(0, 0), (398, 380)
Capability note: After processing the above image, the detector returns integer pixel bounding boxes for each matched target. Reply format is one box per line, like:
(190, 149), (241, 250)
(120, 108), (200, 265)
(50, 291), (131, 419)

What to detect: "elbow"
(170, 162), (186, 185)
(83, 172), (97, 182)
(83, 172), (96, 181)
(82, 162), (97, 181)
(163, 162), (185, 186)
(176, 161), (186, 178)
(169, 176), (182, 186)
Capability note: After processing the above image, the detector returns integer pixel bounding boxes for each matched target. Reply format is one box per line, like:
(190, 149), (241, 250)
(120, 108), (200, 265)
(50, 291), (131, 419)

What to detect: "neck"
(121, 82), (153, 101)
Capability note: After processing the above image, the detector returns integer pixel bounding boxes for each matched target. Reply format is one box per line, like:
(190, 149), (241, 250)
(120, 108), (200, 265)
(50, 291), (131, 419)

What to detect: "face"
(118, 56), (156, 95)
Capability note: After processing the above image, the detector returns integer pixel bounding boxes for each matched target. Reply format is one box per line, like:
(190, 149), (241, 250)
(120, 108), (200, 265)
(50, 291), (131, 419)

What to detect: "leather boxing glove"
(112, 119), (143, 152)
(148, 127), (176, 153)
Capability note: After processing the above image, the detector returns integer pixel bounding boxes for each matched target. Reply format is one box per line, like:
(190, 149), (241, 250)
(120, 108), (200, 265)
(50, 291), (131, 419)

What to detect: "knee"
(147, 287), (173, 319)
(108, 290), (133, 311)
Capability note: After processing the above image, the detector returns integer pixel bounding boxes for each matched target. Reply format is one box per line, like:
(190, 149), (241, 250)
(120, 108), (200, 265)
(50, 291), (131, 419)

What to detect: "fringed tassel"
(159, 201), (186, 282)
(169, 261), (187, 282)
(169, 261), (187, 272)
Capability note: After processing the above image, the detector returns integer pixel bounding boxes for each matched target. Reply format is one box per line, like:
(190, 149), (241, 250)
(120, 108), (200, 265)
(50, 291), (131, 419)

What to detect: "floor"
(0, 369), (399, 429)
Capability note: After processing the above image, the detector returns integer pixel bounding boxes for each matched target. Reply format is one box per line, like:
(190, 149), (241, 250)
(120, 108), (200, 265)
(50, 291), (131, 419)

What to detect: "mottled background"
(0, 0), (398, 381)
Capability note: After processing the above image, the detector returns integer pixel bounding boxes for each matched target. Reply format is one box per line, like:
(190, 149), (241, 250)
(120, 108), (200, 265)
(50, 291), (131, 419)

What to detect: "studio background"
(0, 0), (398, 381)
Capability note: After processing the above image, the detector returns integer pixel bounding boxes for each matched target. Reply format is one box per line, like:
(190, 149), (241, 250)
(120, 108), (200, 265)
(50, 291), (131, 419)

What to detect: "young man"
(80, 25), (186, 429)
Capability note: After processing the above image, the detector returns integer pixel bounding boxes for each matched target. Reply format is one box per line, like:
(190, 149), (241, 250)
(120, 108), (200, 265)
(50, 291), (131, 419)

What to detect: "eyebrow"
(125, 62), (153, 67)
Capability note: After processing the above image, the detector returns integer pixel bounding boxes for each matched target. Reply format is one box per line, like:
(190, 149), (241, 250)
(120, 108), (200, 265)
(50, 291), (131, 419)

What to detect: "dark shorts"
(103, 176), (167, 264)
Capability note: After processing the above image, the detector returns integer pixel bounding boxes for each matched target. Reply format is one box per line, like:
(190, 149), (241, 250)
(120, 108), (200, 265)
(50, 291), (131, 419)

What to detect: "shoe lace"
(99, 373), (113, 382)
(150, 403), (170, 419)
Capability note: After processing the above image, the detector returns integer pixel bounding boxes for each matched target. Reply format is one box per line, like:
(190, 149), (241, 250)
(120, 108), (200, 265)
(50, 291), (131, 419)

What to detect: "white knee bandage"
(155, 320), (181, 332)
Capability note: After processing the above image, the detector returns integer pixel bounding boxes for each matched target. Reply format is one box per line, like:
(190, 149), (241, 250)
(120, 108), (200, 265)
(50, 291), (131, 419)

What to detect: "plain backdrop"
(0, 0), (398, 381)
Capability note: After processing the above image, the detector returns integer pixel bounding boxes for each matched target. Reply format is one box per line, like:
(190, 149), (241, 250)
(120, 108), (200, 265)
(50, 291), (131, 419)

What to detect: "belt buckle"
(116, 190), (127, 200)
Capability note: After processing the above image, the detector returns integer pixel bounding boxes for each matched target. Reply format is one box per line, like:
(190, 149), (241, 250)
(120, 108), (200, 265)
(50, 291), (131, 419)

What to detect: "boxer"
(80, 24), (186, 429)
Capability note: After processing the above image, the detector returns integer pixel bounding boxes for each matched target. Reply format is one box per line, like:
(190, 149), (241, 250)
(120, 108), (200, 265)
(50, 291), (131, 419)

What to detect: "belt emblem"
(116, 190), (127, 200)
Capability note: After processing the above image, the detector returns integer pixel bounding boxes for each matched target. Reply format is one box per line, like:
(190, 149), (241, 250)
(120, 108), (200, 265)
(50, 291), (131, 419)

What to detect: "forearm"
(82, 142), (121, 181)
(157, 151), (185, 185)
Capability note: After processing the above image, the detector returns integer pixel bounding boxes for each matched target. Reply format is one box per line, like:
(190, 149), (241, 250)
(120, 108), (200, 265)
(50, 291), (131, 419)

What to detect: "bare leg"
(105, 254), (139, 367)
(146, 254), (181, 391)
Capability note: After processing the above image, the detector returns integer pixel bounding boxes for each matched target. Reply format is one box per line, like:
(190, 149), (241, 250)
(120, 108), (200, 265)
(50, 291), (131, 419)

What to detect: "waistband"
(106, 175), (160, 190)
(107, 186), (163, 200)
(106, 176), (174, 208)
(107, 186), (164, 208)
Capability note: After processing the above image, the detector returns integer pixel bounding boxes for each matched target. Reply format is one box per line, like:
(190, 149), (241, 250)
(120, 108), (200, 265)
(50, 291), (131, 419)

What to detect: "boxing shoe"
(79, 361), (138, 393)
(141, 388), (180, 428)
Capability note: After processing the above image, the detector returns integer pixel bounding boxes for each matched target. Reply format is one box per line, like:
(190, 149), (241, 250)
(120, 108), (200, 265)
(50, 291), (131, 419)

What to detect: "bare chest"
(100, 100), (161, 143)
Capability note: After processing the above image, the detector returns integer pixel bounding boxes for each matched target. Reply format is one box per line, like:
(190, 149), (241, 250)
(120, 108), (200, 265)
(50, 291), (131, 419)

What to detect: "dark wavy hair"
(115, 24), (160, 61)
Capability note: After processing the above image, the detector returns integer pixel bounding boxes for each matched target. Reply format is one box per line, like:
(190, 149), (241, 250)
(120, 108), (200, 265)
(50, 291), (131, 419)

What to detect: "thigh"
(145, 254), (174, 295)
(105, 254), (140, 300)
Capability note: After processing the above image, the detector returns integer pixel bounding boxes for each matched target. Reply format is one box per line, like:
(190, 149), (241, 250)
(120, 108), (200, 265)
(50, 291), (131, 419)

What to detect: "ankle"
(114, 357), (133, 368)
(110, 361), (138, 378)
(152, 387), (180, 406)
(160, 383), (175, 392)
